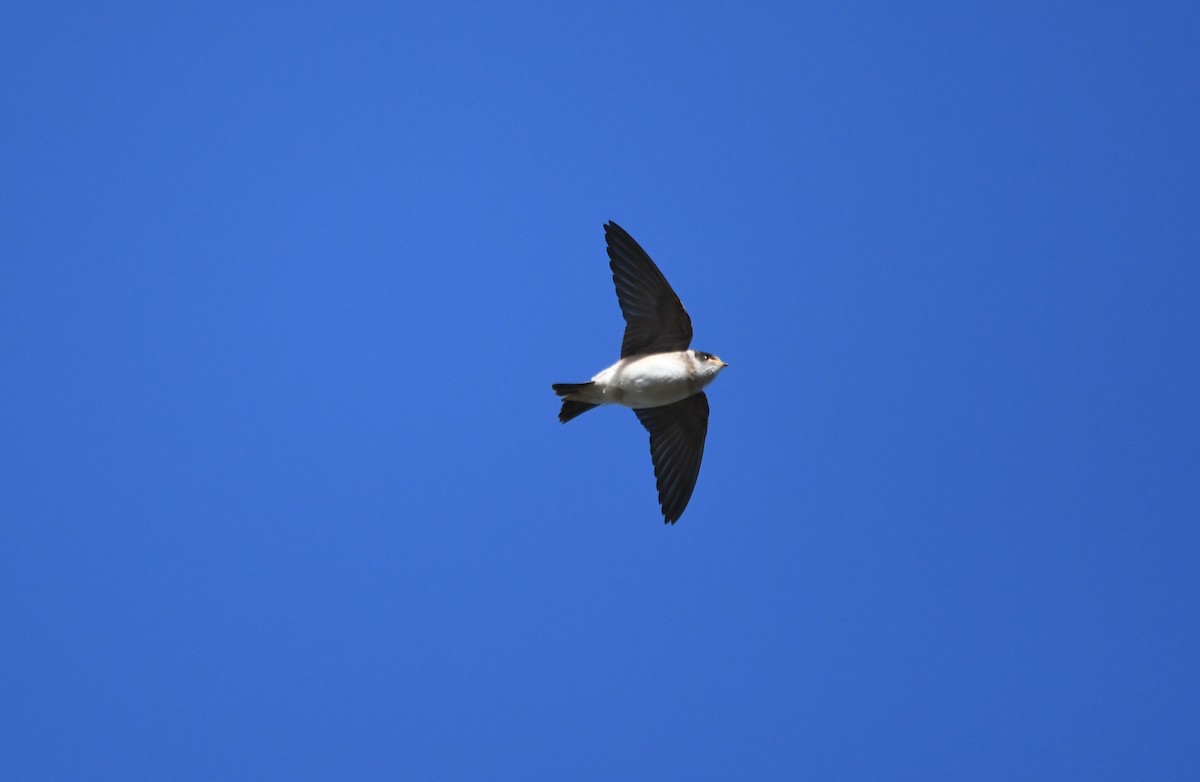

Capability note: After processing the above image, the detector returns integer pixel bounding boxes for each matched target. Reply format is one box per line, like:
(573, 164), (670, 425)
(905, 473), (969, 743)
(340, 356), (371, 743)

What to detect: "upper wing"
(633, 392), (709, 524)
(605, 222), (693, 357)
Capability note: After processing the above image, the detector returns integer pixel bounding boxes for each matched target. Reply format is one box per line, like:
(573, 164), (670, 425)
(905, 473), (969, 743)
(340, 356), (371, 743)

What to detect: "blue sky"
(3, 1), (1198, 778)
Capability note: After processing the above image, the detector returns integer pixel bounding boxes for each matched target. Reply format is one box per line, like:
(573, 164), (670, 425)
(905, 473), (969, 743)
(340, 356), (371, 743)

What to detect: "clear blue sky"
(3, 1), (1198, 779)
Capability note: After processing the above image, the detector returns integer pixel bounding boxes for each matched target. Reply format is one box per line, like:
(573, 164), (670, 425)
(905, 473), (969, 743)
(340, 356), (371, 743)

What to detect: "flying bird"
(553, 222), (728, 524)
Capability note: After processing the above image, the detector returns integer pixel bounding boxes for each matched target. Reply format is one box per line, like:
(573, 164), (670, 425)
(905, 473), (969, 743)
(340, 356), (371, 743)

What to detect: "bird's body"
(563, 351), (723, 410)
(553, 222), (727, 524)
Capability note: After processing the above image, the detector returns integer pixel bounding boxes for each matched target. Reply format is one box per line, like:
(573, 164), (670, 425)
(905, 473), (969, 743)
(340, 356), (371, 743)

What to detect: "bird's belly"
(619, 383), (694, 408)
(592, 354), (698, 409)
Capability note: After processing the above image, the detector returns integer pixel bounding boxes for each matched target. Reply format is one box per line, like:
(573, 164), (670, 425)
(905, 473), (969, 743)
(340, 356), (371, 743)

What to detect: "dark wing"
(633, 392), (709, 524)
(605, 221), (693, 357)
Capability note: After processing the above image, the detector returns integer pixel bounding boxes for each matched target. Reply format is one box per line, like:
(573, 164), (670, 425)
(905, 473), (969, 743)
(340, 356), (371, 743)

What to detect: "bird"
(553, 221), (728, 524)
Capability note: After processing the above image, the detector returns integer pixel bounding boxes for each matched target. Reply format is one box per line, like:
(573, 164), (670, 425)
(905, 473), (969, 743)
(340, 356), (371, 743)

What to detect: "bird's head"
(691, 350), (729, 377)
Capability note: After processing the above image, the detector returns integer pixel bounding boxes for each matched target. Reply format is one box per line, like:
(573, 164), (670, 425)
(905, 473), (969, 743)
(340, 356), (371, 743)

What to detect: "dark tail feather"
(558, 400), (599, 423)
(552, 382), (599, 423)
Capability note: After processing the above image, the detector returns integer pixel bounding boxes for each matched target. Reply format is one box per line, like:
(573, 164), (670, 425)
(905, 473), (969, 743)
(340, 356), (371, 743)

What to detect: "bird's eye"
(696, 351), (711, 361)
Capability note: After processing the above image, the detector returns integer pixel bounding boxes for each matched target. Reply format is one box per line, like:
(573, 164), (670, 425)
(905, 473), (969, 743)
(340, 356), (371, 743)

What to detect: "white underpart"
(575, 351), (723, 409)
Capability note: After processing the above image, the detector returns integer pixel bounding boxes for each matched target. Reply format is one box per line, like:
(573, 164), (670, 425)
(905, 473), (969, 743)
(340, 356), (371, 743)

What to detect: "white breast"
(591, 353), (700, 409)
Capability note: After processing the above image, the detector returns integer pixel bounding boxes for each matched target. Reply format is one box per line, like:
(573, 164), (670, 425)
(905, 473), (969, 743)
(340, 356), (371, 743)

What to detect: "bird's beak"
(718, 360), (729, 368)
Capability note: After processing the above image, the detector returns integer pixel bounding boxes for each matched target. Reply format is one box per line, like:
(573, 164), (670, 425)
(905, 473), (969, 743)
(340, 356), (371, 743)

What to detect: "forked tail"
(552, 382), (599, 423)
